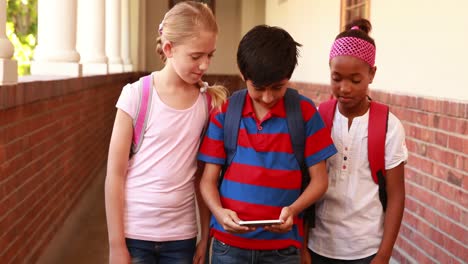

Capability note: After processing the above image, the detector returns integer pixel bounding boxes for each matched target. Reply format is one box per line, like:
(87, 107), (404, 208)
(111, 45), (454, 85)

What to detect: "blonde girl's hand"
(264, 206), (294, 233)
(214, 208), (255, 234)
(192, 238), (209, 264)
(109, 246), (131, 264)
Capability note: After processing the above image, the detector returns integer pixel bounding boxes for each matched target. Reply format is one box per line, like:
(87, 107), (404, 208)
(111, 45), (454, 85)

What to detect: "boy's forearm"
(289, 161), (328, 216)
(200, 163), (224, 219)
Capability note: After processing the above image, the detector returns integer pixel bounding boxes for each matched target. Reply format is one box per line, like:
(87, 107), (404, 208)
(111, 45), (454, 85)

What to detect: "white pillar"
(121, 0), (132, 72)
(106, 0), (123, 73)
(31, 0), (82, 76)
(77, 0), (108, 75)
(0, 0), (17, 84)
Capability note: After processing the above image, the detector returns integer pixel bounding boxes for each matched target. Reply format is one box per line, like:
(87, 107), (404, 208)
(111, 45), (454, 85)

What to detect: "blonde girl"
(105, 2), (227, 264)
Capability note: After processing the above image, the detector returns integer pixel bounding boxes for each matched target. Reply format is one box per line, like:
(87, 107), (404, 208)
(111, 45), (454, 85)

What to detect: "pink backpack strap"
(131, 74), (153, 155)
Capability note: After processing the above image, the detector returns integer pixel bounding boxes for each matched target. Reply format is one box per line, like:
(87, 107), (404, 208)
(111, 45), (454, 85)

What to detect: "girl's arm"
(373, 162), (405, 263)
(193, 161), (211, 264)
(105, 109), (133, 263)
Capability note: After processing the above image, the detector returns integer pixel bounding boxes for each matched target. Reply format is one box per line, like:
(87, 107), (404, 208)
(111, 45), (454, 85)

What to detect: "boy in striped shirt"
(198, 25), (337, 264)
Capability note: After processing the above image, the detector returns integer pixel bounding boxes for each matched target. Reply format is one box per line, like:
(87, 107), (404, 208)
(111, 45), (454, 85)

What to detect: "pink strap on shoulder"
(132, 75), (152, 148)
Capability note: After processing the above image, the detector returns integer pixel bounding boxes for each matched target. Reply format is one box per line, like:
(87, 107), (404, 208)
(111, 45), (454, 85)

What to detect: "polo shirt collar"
(243, 92), (286, 118)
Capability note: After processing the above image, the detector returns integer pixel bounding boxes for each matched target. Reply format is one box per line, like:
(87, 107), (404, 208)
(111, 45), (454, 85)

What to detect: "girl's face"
(167, 31), (217, 85)
(329, 55), (376, 116)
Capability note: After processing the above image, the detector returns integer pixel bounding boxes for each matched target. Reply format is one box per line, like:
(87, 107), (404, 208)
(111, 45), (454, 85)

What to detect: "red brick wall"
(0, 73), (144, 263)
(291, 81), (468, 263)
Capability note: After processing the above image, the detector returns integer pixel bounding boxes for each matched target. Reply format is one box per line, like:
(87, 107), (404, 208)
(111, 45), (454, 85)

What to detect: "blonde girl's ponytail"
(198, 81), (228, 110)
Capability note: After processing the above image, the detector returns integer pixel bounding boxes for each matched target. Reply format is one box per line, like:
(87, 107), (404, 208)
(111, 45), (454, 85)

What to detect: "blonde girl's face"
(167, 31), (217, 85)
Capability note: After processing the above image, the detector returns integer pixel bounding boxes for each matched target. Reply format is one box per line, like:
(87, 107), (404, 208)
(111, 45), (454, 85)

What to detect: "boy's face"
(246, 78), (289, 110)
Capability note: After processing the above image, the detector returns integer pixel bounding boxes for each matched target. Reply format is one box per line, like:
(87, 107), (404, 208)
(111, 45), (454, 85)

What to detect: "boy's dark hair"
(336, 18), (375, 47)
(237, 25), (302, 88)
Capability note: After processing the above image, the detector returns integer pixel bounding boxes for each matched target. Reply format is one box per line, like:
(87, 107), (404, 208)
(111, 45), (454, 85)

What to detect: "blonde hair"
(156, 1), (227, 108)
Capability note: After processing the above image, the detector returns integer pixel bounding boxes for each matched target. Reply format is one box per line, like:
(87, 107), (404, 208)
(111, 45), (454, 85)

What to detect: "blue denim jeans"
(126, 237), (196, 264)
(211, 238), (300, 264)
(310, 249), (376, 264)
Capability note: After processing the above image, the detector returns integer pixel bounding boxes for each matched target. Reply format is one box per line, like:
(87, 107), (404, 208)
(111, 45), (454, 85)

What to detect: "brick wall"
(0, 73), (143, 263)
(291, 81), (468, 263)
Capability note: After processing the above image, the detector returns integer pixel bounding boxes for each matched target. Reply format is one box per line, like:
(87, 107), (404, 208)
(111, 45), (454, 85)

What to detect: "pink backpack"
(130, 74), (212, 157)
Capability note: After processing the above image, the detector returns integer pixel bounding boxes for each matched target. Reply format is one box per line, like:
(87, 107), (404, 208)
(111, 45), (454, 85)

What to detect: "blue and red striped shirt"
(198, 92), (337, 250)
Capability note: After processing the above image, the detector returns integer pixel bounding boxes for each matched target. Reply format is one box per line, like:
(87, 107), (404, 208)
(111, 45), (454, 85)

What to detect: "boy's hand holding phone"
(263, 206), (295, 233)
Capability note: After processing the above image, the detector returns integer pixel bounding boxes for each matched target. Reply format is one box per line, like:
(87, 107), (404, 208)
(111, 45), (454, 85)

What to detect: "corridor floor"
(36, 168), (109, 264)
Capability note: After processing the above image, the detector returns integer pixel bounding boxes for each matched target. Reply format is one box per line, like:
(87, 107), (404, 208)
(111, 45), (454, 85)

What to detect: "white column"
(0, 0), (17, 84)
(77, 0), (108, 75)
(31, 0), (82, 76)
(106, 0), (123, 73)
(121, 0), (132, 72)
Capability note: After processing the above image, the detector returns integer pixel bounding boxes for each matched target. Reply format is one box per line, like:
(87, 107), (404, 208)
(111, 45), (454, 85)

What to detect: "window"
(340, 0), (370, 30)
(169, 0), (215, 14)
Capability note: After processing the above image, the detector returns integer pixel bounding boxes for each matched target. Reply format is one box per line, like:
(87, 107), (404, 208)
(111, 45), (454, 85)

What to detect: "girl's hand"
(370, 253), (390, 264)
(301, 247), (312, 264)
(264, 207), (294, 233)
(214, 208), (255, 234)
(192, 238), (209, 264)
(109, 246), (131, 264)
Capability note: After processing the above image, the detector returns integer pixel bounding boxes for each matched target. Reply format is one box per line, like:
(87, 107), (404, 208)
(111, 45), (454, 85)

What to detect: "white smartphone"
(238, 219), (283, 226)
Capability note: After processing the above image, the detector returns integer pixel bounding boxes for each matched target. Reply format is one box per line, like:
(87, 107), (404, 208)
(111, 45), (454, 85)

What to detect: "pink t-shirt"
(116, 74), (208, 241)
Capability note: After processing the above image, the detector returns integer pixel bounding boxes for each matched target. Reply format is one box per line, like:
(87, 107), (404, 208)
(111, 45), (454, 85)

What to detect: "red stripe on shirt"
(238, 129), (293, 153)
(199, 137), (226, 159)
(305, 127), (334, 157)
(213, 230), (302, 250)
(224, 163), (301, 189)
(221, 197), (283, 220)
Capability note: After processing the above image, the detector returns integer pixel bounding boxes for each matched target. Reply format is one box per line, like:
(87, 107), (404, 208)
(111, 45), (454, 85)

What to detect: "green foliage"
(6, 0), (38, 76)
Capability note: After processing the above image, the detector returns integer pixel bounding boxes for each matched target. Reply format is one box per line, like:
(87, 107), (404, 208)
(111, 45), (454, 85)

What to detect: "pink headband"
(329, 37), (376, 66)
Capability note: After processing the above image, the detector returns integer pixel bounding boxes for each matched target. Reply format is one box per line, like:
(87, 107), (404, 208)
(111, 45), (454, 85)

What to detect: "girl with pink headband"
(303, 19), (408, 264)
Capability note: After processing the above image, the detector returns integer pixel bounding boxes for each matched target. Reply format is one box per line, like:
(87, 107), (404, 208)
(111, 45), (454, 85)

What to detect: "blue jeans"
(211, 238), (300, 264)
(310, 249), (376, 264)
(126, 237), (196, 264)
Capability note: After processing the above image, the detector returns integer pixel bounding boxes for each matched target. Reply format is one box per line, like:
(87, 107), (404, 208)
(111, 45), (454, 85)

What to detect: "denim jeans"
(310, 249), (376, 264)
(211, 238), (300, 264)
(126, 237), (196, 264)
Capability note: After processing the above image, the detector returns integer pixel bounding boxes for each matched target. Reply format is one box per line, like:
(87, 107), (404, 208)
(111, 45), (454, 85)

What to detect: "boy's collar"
(243, 92), (285, 117)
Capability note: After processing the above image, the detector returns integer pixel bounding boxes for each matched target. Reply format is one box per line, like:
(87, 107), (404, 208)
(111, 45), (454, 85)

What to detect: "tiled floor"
(36, 168), (109, 264)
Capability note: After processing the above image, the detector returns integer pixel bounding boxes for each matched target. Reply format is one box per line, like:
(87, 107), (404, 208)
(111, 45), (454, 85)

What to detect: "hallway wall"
(0, 73), (143, 263)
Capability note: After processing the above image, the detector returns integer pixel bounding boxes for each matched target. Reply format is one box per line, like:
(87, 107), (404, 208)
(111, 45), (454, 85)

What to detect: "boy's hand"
(264, 206), (294, 233)
(214, 208), (255, 234)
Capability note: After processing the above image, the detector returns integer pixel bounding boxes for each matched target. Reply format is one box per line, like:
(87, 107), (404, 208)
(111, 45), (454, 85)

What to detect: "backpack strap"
(284, 88), (305, 170)
(219, 89), (247, 187)
(318, 99), (338, 129)
(368, 101), (389, 211)
(131, 74), (153, 155)
(224, 89), (247, 166)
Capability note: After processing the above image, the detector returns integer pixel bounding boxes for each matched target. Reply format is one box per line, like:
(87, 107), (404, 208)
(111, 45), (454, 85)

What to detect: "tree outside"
(6, 0), (37, 76)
